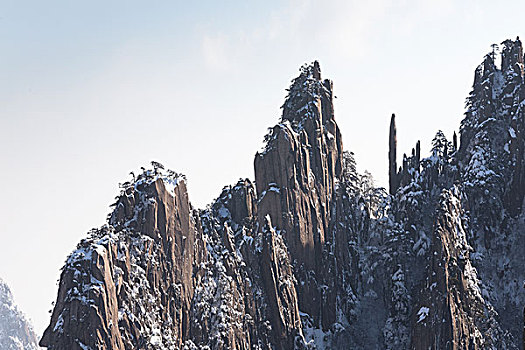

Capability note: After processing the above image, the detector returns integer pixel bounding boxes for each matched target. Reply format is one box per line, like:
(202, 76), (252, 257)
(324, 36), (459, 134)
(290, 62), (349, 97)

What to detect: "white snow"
(150, 335), (162, 346)
(303, 323), (332, 349)
(217, 206), (230, 218)
(268, 183), (280, 193)
(78, 341), (91, 350)
(417, 306), (429, 323)
(161, 177), (180, 195)
(53, 313), (64, 332)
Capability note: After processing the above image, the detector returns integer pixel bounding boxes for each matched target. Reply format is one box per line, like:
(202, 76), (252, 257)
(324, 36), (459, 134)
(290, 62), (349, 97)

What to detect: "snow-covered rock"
(41, 47), (524, 349)
(0, 278), (41, 350)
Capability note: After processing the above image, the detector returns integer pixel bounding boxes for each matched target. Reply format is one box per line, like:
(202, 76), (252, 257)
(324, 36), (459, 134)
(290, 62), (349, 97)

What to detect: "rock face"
(255, 61), (343, 331)
(42, 42), (524, 349)
(389, 113), (399, 194)
(410, 188), (511, 349)
(41, 171), (206, 349)
(0, 277), (40, 350)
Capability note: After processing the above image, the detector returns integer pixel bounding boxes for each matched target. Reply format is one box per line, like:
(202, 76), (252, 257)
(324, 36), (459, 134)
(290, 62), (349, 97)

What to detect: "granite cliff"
(41, 39), (524, 349)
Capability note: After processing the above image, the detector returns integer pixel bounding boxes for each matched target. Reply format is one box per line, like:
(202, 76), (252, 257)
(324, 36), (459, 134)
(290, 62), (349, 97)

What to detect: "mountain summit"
(0, 278), (40, 350)
(41, 41), (524, 349)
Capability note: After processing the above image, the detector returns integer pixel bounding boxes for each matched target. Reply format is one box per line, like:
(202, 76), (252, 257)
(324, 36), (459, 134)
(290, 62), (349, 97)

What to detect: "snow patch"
(417, 306), (429, 323)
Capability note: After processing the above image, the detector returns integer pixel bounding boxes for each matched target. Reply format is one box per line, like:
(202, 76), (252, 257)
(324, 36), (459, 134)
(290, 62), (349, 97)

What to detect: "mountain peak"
(280, 61), (335, 129)
(501, 36), (524, 72)
(41, 43), (525, 349)
(0, 278), (40, 350)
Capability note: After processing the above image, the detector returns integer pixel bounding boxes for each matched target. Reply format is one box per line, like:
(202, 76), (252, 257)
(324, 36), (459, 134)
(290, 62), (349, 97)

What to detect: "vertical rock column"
(254, 61), (343, 330)
(389, 113), (399, 194)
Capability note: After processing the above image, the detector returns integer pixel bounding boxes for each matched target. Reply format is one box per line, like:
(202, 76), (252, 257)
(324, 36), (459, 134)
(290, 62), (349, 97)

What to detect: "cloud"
(201, 33), (232, 72)
(199, 0), (398, 72)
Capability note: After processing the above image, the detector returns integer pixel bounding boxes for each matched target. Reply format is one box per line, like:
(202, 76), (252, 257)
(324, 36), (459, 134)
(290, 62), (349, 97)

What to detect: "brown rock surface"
(410, 188), (514, 349)
(41, 171), (206, 349)
(40, 55), (525, 349)
(255, 62), (343, 329)
(260, 216), (302, 349)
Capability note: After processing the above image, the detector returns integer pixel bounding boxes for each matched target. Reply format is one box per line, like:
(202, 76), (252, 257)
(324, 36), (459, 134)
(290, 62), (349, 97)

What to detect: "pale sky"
(1, 0), (524, 337)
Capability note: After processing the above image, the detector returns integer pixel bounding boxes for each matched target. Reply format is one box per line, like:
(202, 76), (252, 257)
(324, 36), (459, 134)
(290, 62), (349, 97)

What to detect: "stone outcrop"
(42, 48), (524, 349)
(192, 179), (274, 349)
(41, 171), (207, 349)
(254, 62), (344, 330)
(457, 37), (525, 347)
(389, 113), (399, 194)
(260, 216), (302, 349)
(410, 188), (510, 349)
(0, 278), (40, 350)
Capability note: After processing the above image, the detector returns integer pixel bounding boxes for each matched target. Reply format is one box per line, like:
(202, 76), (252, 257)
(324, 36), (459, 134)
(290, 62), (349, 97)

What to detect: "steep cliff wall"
(41, 46), (524, 349)
(41, 170), (206, 349)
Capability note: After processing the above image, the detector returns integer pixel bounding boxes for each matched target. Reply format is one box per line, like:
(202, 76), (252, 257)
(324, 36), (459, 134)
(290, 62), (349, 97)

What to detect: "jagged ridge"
(42, 41), (525, 349)
(0, 277), (40, 350)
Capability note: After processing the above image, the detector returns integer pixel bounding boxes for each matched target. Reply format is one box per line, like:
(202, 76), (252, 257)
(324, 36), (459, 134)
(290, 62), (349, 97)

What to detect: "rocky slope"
(0, 278), (40, 349)
(41, 39), (524, 349)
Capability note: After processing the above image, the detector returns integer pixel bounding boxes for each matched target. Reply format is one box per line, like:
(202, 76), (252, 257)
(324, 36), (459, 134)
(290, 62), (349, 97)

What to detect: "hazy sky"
(1, 0), (524, 337)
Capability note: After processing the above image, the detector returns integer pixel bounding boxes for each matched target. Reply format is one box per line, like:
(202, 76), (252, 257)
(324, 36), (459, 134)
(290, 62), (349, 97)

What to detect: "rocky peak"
(459, 37), (525, 222)
(281, 61), (333, 128)
(211, 178), (257, 227)
(41, 46), (524, 349)
(0, 278), (40, 350)
(41, 165), (206, 349)
(389, 113), (399, 194)
(255, 61), (344, 329)
(388, 114), (427, 195)
(501, 37), (524, 74)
